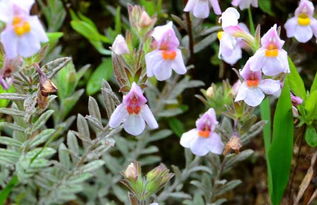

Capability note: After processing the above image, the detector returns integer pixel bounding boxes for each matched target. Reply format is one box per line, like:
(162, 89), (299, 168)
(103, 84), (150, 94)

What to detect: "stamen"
(161, 50), (176, 60)
(297, 13), (310, 26)
(217, 31), (224, 40)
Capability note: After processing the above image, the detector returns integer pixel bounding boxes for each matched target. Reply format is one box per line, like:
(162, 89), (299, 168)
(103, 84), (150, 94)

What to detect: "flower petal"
(207, 133), (224, 154)
(190, 136), (211, 156)
(17, 33), (41, 58)
(180, 129), (198, 148)
(294, 25), (313, 43)
(193, 0), (210, 19)
(235, 82), (248, 102)
(209, 0), (221, 15)
(29, 16), (48, 43)
(172, 49), (187, 75)
(1, 29), (18, 59)
(244, 87), (265, 107)
(259, 79), (281, 95)
(284, 17), (297, 38)
(184, 0), (196, 12)
(124, 114), (146, 136)
(108, 104), (128, 128)
(140, 104), (158, 129)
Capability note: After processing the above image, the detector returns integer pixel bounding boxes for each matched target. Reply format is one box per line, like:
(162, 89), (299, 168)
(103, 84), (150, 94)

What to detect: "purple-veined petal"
(108, 104), (129, 128)
(259, 79), (281, 95)
(140, 104), (158, 129)
(123, 114), (146, 136)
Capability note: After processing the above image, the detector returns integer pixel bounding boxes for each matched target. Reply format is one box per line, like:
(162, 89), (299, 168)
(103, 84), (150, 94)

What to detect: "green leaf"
(167, 117), (185, 137)
(86, 58), (113, 95)
(0, 86), (15, 108)
(305, 126), (317, 147)
(47, 32), (63, 43)
(268, 82), (294, 205)
(287, 57), (306, 99)
(0, 175), (19, 205)
(310, 71), (317, 92)
(304, 90), (317, 121)
(259, 0), (274, 16)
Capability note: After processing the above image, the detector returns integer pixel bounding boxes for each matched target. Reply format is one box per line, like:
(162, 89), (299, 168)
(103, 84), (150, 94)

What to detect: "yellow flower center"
(161, 50), (176, 60)
(12, 16), (31, 36)
(297, 13), (310, 26)
(246, 80), (259, 87)
(198, 130), (210, 138)
(265, 43), (279, 57)
(217, 31), (224, 40)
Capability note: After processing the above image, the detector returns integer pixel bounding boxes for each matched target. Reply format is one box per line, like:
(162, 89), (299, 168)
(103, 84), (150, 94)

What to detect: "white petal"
(207, 133), (224, 154)
(172, 49), (187, 75)
(284, 17), (297, 38)
(29, 17), (48, 42)
(108, 104), (128, 128)
(235, 82), (248, 102)
(193, 0), (210, 19)
(17, 33), (41, 58)
(124, 114), (146, 136)
(244, 87), (265, 107)
(140, 105), (158, 129)
(259, 79), (281, 95)
(12, 0), (35, 12)
(184, 0), (196, 12)
(153, 58), (173, 81)
(249, 49), (266, 72)
(180, 129), (198, 148)
(1, 29), (18, 59)
(145, 50), (159, 77)
(0, 2), (13, 23)
(221, 7), (240, 28)
(209, 0), (222, 15)
(190, 137), (211, 156)
(294, 25), (313, 43)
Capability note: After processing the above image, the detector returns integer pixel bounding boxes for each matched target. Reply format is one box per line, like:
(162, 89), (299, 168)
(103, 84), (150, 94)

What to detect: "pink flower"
(180, 108), (224, 156)
(291, 93), (303, 106)
(0, 0), (48, 59)
(249, 25), (290, 76)
(218, 8), (247, 65)
(184, 0), (221, 18)
(0, 57), (22, 89)
(235, 60), (281, 107)
(111, 34), (129, 55)
(109, 82), (158, 136)
(232, 0), (258, 10)
(284, 0), (317, 43)
(145, 22), (186, 81)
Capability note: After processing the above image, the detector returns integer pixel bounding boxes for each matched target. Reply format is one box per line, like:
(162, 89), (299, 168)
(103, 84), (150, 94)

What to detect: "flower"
(0, 0), (48, 59)
(109, 82), (158, 136)
(0, 57), (21, 89)
(184, 0), (221, 18)
(232, 0), (258, 10)
(235, 60), (281, 107)
(145, 22), (186, 81)
(284, 0), (317, 43)
(180, 108), (224, 156)
(249, 25), (290, 76)
(218, 8), (244, 65)
(291, 93), (303, 106)
(112, 34), (129, 55)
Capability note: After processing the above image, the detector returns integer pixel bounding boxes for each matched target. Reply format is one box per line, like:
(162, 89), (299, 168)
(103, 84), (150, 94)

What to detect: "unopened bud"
(291, 94), (303, 106)
(124, 162), (139, 181)
(224, 135), (242, 154)
(139, 11), (153, 28)
(206, 86), (214, 97)
(112, 34), (129, 55)
(40, 79), (57, 96)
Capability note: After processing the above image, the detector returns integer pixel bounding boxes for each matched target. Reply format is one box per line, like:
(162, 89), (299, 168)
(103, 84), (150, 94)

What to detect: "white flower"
(184, 0), (221, 19)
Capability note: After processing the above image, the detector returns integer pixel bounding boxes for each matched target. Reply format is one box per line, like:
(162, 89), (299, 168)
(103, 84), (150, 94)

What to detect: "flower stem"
(248, 7), (255, 35)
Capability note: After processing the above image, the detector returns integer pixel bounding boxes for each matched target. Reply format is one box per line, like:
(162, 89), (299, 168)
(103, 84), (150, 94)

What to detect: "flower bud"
(291, 94), (303, 106)
(206, 86), (214, 97)
(139, 11), (153, 28)
(124, 162), (139, 181)
(112, 34), (129, 55)
(224, 135), (242, 154)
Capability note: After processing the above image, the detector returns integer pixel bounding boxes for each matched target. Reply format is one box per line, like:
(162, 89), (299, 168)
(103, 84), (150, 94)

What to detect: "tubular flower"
(145, 22), (186, 81)
(284, 0), (317, 43)
(180, 108), (224, 156)
(111, 34), (129, 55)
(235, 60), (281, 107)
(184, 0), (221, 18)
(109, 82), (158, 136)
(249, 25), (290, 76)
(0, 0), (48, 59)
(231, 0), (258, 10)
(218, 8), (246, 65)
